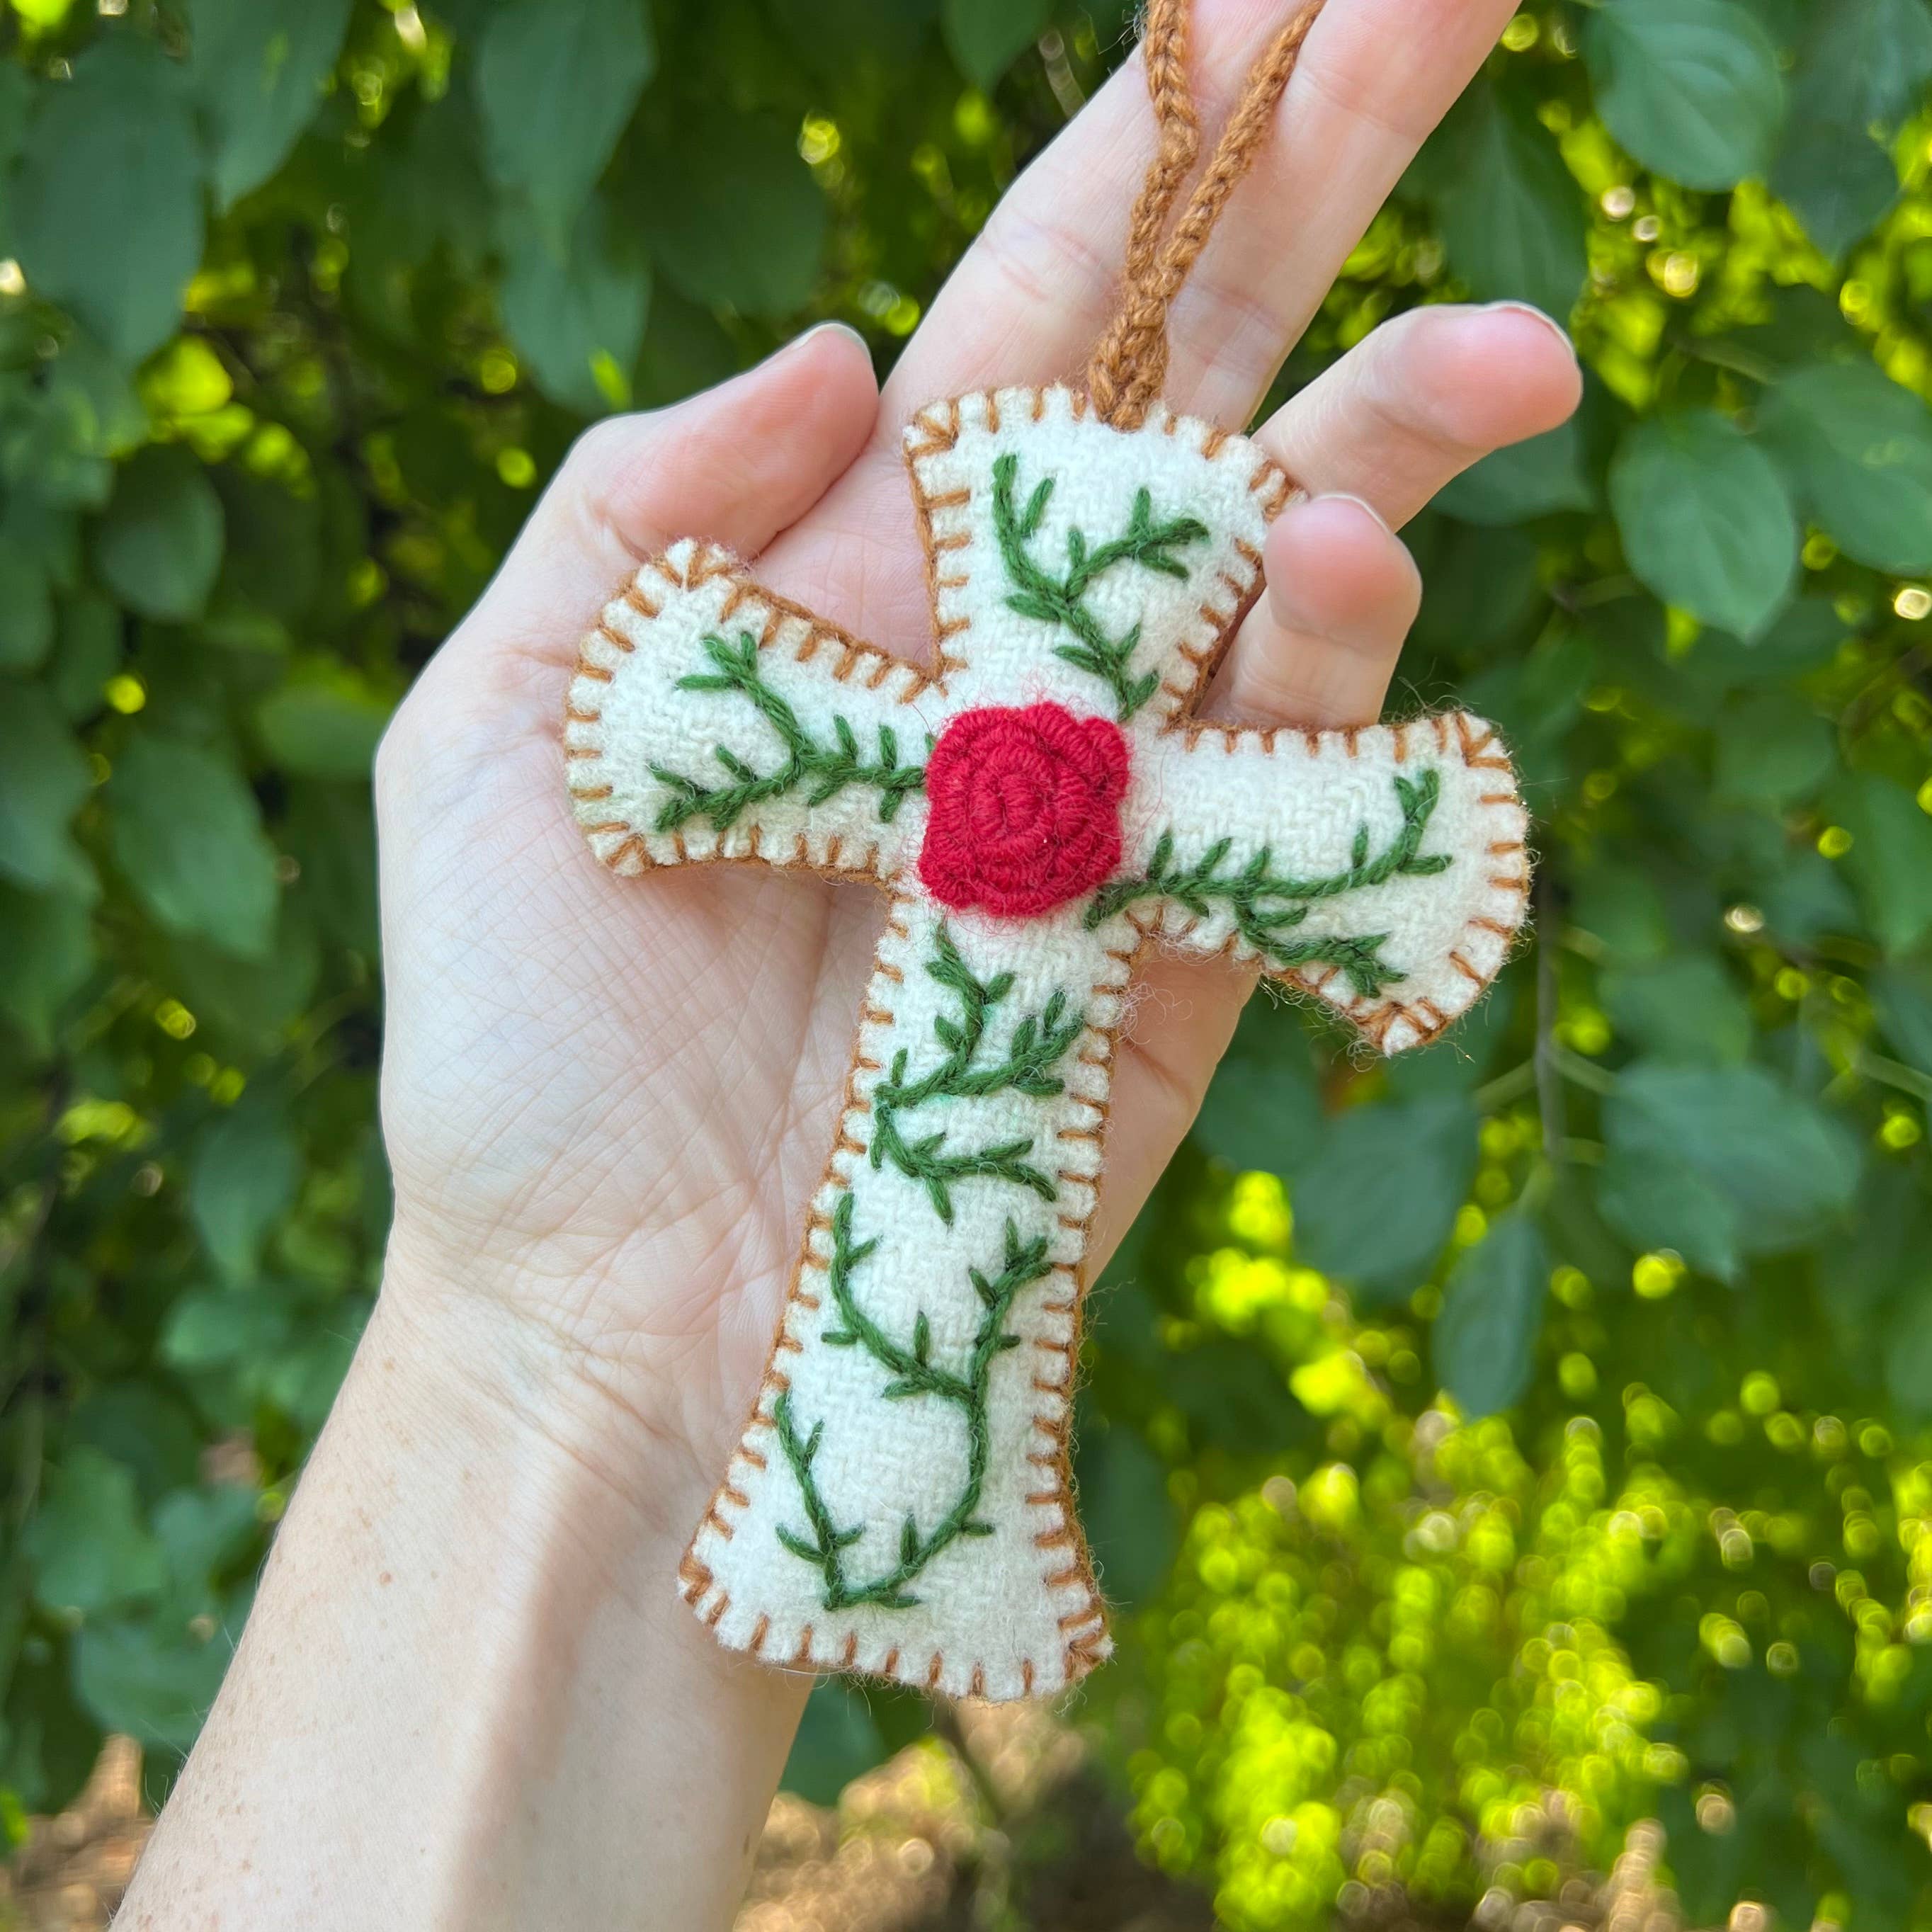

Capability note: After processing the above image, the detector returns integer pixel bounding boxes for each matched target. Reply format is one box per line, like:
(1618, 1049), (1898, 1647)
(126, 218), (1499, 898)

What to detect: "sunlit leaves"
(107, 734), (279, 958)
(1761, 363), (1932, 575)
(475, 0), (654, 240)
(13, 38), (203, 362)
(1609, 411), (1797, 640)
(183, 0), (353, 209)
(1584, 0), (1785, 191)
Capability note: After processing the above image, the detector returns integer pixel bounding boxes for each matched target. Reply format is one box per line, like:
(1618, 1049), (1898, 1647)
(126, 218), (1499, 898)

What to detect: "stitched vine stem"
(991, 450), (1208, 721)
(648, 630), (928, 832)
(1086, 768), (1454, 999)
(868, 923), (1085, 1223)
(775, 1199), (1051, 1610)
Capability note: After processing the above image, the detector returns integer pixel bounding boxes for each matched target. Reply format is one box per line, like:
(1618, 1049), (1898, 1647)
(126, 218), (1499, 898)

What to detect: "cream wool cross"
(564, 384), (1529, 1701)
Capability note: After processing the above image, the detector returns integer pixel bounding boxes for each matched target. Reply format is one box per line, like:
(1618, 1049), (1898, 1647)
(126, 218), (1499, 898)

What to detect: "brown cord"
(1086, 0), (1328, 429)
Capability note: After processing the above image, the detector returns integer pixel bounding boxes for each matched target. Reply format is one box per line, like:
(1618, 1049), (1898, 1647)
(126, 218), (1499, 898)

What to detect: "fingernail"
(1484, 300), (1579, 359)
(792, 320), (873, 360)
(1288, 491), (1395, 537)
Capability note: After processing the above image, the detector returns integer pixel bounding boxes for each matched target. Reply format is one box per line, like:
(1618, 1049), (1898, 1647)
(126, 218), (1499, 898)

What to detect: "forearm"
(120, 1257), (807, 1931)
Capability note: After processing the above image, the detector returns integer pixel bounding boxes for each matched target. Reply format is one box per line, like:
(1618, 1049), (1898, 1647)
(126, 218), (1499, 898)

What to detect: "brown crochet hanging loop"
(1086, 0), (1329, 430)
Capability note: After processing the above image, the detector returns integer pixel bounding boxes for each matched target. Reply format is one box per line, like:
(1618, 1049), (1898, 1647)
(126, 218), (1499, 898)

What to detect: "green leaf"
(91, 445), (226, 623)
(161, 1283), (294, 1372)
(1428, 80), (1588, 323)
(1291, 1097), (1479, 1302)
(1609, 411), (1797, 640)
(1596, 1147), (1743, 1283)
(943, 0), (1050, 89)
(190, 1094), (299, 1280)
(1434, 1211), (1548, 1419)
(1073, 1422), (1176, 1610)
(1761, 363), (1932, 575)
(1873, 967), (1932, 1074)
(780, 1680), (886, 1805)
(23, 1449), (165, 1618)
(1772, 0), (1932, 254)
(637, 113), (829, 316)
(1602, 954), (1753, 1065)
(73, 1615), (234, 1755)
(1436, 419), (1594, 526)
(1713, 691), (1834, 806)
(0, 681), (94, 896)
(0, 882), (91, 1050)
(499, 191), (650, 414)
(1584, 0), (1785, 191)
(1603, 1062), (1861, 1256)
(1885, 1280), (1932, 1421)
(0, 539), (53, 671)
(1830, 771), (1932, 955)
(108, 733), (280, 958)
(1192, 998), (1324, 1176)
(255, 674), (392, 782)
(13, 38), (203, 362)
(475, 0), (654, 239)
(184, 0), (353, 208)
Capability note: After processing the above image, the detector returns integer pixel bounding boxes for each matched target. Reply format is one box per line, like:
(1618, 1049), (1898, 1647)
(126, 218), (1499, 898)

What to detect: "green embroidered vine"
(991, 450), (1208, 721)
(770, 924), (1084, 1613)
(649, 630), (928, 832)
(868, 923), (1086, 1223)
(1086, 769), (1454, 999)
(774, 1198), (1052, 1610)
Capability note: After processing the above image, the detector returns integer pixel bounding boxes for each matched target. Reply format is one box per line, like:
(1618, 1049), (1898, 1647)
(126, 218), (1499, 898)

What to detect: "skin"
(118, 4), (1581, 1926)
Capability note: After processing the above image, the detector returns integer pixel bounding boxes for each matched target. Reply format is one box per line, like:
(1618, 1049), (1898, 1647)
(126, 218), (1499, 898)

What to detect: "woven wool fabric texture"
(564, 385), (1531, 1700)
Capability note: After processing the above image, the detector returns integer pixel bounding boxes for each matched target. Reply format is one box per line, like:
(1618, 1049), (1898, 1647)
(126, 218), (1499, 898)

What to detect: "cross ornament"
(565, 384), (1529, 1702)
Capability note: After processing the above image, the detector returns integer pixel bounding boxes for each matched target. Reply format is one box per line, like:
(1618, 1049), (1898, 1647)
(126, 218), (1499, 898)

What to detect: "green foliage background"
(3, 0), (1932, 1923)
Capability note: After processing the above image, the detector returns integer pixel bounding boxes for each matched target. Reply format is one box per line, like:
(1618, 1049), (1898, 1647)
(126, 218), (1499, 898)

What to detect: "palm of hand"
(373, 0), (1578, 1514)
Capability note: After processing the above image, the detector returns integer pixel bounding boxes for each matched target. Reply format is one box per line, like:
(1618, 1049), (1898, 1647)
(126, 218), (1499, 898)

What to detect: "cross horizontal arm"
(1115, 713), (1530, 1052)
(567, 539), (943, 883)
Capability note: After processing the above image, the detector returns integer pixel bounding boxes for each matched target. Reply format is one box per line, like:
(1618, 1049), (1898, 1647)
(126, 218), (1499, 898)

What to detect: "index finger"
(883, 0), (1520, 431)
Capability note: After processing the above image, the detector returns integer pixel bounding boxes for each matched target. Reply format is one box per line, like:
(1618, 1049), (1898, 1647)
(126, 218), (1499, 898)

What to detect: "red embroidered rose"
(918, 702), (1130, 917)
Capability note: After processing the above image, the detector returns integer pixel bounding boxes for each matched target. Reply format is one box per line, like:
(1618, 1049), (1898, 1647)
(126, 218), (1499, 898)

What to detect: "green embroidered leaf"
(1584, 0), (1785, 191)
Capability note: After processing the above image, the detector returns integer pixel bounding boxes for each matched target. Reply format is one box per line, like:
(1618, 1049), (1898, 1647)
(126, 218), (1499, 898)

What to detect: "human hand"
(373, 0), (1581, 1552)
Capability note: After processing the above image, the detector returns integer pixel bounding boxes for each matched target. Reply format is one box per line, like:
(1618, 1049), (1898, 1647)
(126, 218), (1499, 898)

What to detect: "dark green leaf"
(1428, 80), (1588, 322)
(0, 882), (91, 1050)
(185, 0), (354, 208)
(1831, 772), (1932, 955)
(0, 681), (95, 897)
(1609, 411), (1797, 640)
(1436, 419), (1593, 526)
(1602, 954), (1753, 1065)
(1192, 997), (1323, 1176)
(1291, 1097), (1479, 1301)
(13, 38), (203, 362)
(108, 733), (280, 958)
(1603, 1062), (1861, 1255)
(1762, 363), (1932, 575)
(943, 0), (1051, 89)
(499, 191), (650, 414)
(91, 445), (226, 623)
(1434, 1211), (1547, 1418)
(1585, 0), (1785, 191)
(1713, 691), (1834, 805)
(254, 675), (392, 783)
(73, 1616), (236, 1755)
(23, 1450), (166, 1617)
(475, 0), (655, 239)
(780, 1680), (886, 1804)
(637, 113), (829, 316)
(190, 1093), (299, 1280)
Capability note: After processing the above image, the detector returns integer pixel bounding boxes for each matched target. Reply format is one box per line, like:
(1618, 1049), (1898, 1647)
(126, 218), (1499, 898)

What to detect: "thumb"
(451, 322), (881, 676)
